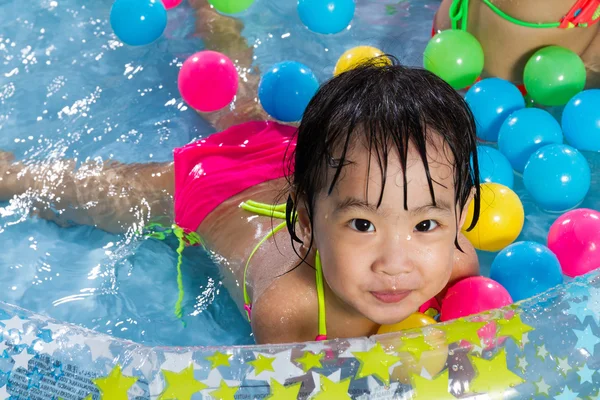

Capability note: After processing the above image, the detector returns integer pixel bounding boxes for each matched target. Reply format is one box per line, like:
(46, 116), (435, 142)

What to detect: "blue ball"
(258, 61), (320, 122)
(498, 108), (563, 173)
(523, 144), (591, 212)
(562, 89), (600, 152)
(472, 145), (514, 189)
(465, 78), (525, 142)
(110, 0), (167, 46)
(490, 241), (563, 302)
(297, 0), (355, 34)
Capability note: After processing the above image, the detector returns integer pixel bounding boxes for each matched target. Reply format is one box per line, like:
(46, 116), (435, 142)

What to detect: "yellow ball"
(377, 312), (437, 334)
(333, 46), (390, 76)
(462, 182), (524, 252)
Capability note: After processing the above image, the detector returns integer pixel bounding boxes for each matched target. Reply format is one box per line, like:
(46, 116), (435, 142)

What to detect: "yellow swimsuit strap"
(240, 200), (327, 339)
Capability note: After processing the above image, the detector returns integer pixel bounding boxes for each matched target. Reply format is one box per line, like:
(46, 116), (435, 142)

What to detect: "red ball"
(178, 51), (238, 112)
(547, 208), (600, 277)
(440, 276), (513, 322)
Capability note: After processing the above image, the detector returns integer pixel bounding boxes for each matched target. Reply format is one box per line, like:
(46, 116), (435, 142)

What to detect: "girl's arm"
(0, 152), (174, 234)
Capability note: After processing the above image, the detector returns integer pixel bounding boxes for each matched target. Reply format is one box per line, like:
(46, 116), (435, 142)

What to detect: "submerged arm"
(0, 152), (174, 234)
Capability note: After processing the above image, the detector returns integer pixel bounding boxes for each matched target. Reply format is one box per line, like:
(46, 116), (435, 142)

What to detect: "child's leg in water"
(0, 1), (269, 233)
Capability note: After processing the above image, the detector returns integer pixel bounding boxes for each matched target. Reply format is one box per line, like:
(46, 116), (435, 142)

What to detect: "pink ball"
(440, 276), (513, 322)
(547, 208), (600, 278)
(178, 51), (238, 112)
(162, 0), (183, 9)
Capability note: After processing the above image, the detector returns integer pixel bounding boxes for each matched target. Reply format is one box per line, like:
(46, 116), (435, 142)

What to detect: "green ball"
(523, 46), (586, 107)
(208, 0), (254, 14)
(423, 29), (484, 90)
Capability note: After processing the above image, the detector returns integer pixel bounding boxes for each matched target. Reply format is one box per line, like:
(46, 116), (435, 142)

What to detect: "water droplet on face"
(406, 235), (412, 241)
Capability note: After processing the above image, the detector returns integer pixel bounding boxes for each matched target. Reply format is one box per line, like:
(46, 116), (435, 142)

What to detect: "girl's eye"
(414, 219), (439, 232)
(349, 219), (375, 233)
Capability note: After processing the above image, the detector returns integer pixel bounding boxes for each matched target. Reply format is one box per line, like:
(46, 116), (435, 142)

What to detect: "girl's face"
(303, 136), (470, 325)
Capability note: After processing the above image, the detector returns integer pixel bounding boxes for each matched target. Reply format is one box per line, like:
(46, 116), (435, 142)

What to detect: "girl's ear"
(291, 192), (312, 248)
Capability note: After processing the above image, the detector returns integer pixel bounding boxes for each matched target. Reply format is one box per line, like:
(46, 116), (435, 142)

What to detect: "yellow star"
(398, 334), (434, 361)
(92, 364), (138, 400)
(434, 319), (487, 346)
(209, 379), (239, 400)
(158, 364), (208, 400)
(497, 314), (534, 345)
(206, 351), (232, 369)
(295, 351), (324, 372)
(248, 354), (276, 376)
(410, 370), (454, 399)
(312, 375), (352, 400)
(469, 349), (525, 394)
(352, 342), (401, 385)
(265, 378), (302, 400)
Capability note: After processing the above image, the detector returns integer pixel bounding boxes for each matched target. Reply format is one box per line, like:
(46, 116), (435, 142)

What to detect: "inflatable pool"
(0, 270), (599, 399)
(1, 0), (600, 398)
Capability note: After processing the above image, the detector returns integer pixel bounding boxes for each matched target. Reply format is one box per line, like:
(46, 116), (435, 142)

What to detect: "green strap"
(314, 250), (327, 337)
(142, 222), (203, 323)
(240, 200), (327, 338)
(451, 0), (561, 31)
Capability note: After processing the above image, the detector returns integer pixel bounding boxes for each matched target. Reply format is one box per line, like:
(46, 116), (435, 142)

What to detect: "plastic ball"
(523, 144), (590, 212)
(473, 145), (514, 189)
(423, 30), (484, 90)
(465, 78), (525, 142)
(462, 183), (524, 252)
(161, 0), (182, 8)
(440, 276), (512, 322)
(523, 46), (586, 107)
(298, 0), (355, 35)
(110, 0), (167, 46)
(562, 89), (600, 152)
(377, 313), (436, 334)
(208, 0), (255, 14)
(258, 61), (319, 122)
(490, 241), (563, 302)
(498, 108), (563, 173)
(548, 208), (600, 278)
(178, 51), (239, 112)
(334, 46), (389, 76)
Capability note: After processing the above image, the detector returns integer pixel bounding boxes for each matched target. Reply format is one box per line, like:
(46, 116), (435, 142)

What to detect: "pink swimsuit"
(173, 121), (297, 233)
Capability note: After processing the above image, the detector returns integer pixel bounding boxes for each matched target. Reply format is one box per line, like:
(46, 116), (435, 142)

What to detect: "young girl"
(434, 0), (600, 87)
(0, 60), (481, 344)
(0, 3), (482, 345)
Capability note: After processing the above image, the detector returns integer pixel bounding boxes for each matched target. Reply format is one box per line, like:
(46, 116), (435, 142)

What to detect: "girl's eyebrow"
(334, 197), (453, 216)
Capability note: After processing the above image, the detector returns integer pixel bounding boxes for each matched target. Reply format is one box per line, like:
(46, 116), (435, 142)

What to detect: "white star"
(11, 349), (35, 370)
(535, 377), (550, 396)
(302, 341), (328, 354)
(517, 356), (528, 371)
(337, 338), (369, 358)
(1, 316), (25, 332)
(122, 348), (158, 381)
(33, 337), (62, 356)
(43, 322), (69, 339)
(86, 338), (113, 362)
(521, 332), (530, 347)
(557, 357), (572, 376)
(537, 344), (549, 359)
(306, 369), (341, 398)
(19, 329), (39, 346)
(200, 367), (240, 391)
(64, 333), (87, 349)
(0, 384), (9, 399)
(160, 351), (200, 373)
(148, 373), (165, 398)
(419, 366), (432, 379)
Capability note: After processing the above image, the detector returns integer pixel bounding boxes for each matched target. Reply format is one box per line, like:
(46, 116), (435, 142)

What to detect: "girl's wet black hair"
(284, 55), (480, 265)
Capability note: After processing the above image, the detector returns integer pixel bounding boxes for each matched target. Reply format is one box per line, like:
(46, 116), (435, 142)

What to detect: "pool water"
(1, 0), (599, 348)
